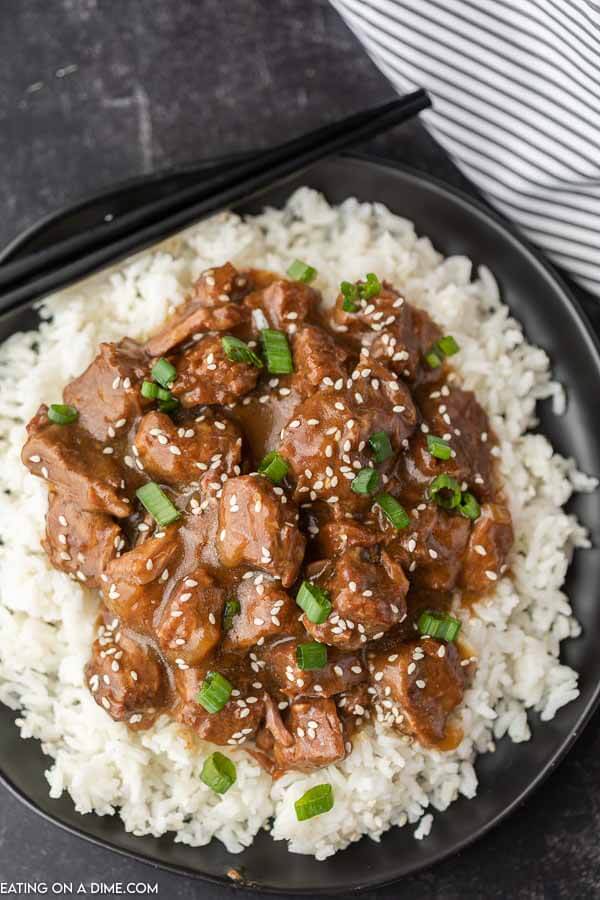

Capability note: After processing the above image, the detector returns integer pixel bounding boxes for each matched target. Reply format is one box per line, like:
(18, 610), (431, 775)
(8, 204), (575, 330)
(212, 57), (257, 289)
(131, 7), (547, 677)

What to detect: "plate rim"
(1, 151), (600, 893)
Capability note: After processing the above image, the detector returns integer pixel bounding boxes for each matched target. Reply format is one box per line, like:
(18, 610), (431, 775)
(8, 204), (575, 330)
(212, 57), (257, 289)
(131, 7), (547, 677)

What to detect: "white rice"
(0, 188), (595, 860)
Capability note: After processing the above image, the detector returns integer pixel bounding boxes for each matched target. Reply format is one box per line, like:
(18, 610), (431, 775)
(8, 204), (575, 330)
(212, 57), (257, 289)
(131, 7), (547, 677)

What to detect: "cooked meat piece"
(259, 635), (367, 698)
(371, 637), (466, 747)
(460, 503), (513, 591)
(291, 325), (348, 396)
(217, 474), (305, 587)
(43, 492), (122, 587)
(171, 334), (260, 407)
(279, 366), (416, 510)
(63, 339), (149, 442)
(303, 548), (408, 649)
(413, 384), (497, 500)
(245, 279), (319, 332)
(155, 567), (225, 665)
(271, 698), (346, 771)
(86, 630), (165, 728)
(223, 578), (298, 651)
(103, 526), (180, 630)
(146, 264), (251, 356)
(314, 519), (380, 558)
(133, 410), (242, 487)
(385, 503), (471, 592)
(330, 281), (441, 382)
(336, 681), (371, 725)
(22, 405), (131, 517)
(174, 665), (265, 744)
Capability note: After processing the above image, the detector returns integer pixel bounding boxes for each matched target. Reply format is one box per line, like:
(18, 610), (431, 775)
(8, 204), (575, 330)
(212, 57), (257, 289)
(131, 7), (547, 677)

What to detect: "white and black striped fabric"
(331, 0), (600, 296)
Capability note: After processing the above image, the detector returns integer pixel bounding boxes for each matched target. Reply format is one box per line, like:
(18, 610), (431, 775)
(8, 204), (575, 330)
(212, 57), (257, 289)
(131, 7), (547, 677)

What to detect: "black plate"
(1, 155), (600, 894)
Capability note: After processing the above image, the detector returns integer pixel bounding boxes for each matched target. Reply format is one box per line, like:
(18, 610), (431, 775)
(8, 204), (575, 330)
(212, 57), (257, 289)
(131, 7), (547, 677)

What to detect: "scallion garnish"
(136, 482), (181, 526)
(296, 641), (328, 670)
(196, 671), (233, 714)
(369, 430), (393, 463)
(426, 434), (452, 460)
(417, 610), (462, 642)
(151, 357), (177, 388)
(158, 396), (180, 413)
(258, 450), (289, 483)
(261, 329), (293, 374)
(351, 467), (381, 495)
(223, 599), (241, 631)
(360, 272), (381, 300)
(375, 493), (410, 529)
(48, 403), (78, 425)
(221, 335), (263, 368)
(425, 349), (443, 369)
(295, 784), (334, 821)
(428, 474), (462, 509)
(200, 751), (237, 794)
(287, 259), (317, 283)
(436, 335), (460, 357)
(458, 491), (481, 520)
(341, 281), (360, 312)
(141, 380), (160, 399)
(296, 581), (332, 624)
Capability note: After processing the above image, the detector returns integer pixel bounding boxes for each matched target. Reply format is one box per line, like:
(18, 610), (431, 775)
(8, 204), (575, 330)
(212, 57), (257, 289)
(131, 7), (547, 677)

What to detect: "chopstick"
(0, 90), (430, 314)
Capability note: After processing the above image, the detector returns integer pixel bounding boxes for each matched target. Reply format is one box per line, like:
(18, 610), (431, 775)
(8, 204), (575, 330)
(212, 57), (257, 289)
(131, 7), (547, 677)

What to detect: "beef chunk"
(371, 637), (466, 747)
(414, 384), (497, 500)
(103, 526), (180, 630)
(314, 520), (380, 558)
(217, 474), (305, 587)
(271, 698), (346, 772)
(279, 365), (416, 511)
(330, 281), (441, 382)
(291, 325), (348, 396)
(22, 405), (131, 517)
(303, 548), (408, 649)
(156, 567), (225, 665)
(86, 629), (165, 728)
(43, 492), (122, 587)
(223, 578), (298, 651)
(133, 410), (242, 487)
(385, 503), (471, 592)
(460, 503), (513, 592)
(174, 665), (264, 744)
(171, 334), (260, 407)
(245, 279), (319, 332)
(259, 636), (367, 699)
(146, 263), (250, 356)
(63, 339), (149, 441)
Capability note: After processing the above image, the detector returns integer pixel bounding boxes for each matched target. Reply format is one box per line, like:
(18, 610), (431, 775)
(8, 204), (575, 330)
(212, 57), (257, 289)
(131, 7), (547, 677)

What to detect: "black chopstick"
(0, 90), (430, 314)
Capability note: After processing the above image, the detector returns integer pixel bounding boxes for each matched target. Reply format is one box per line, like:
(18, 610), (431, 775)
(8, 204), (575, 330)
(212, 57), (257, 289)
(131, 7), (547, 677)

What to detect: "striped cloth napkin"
(331, 0), (600, 296)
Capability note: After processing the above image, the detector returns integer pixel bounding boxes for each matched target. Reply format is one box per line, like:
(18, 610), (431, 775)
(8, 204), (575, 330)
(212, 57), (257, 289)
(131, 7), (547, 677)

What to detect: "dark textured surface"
(0, 1), (598, 898)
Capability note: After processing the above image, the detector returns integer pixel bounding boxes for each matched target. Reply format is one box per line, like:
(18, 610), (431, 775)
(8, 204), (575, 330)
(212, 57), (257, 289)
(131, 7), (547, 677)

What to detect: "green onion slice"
(200, 751), (237, 794)
(458, 491), (481, 520)
(426, 434), (452, 461)
(369, 430), (393, 464)
(261, 329), (293, 375)
(341, 281), (359, 312)
(258, 450), (289, 483)
(428, 474), (462, 509)
(295, 784), (334, 821)
(196, 671), (233, 714)
(141, 380), (160, 399)
(360, 272), (381, 300)
(287, 259), (317, 283)
(221, 335), (263, 368)
(48, 403), (78, 425)
(351, 467), (381, 495)
(296, 641), (328, 670)
(223, 599), (241, 631)
(158, 396), (180, 413)
(136, 482), (181, 526)
(417, 610), (462, 642)
(375, 493), (410, 529)
(296, 581), (332, 624)
(151, 357), (177, 388)
(425, 350), (443, 369)
(436, 335), (460, 357)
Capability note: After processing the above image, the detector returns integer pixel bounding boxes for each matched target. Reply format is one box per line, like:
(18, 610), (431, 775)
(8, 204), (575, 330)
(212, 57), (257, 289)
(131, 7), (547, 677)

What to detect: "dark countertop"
(1, 2), (599, 898)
